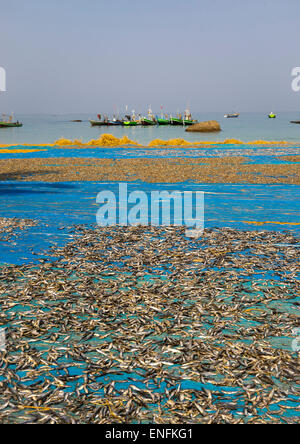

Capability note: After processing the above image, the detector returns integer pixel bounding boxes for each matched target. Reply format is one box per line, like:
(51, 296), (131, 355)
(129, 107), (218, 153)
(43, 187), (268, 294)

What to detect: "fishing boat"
(183, 119), (197, 125)
(90, 120), (107, 126)
(182, 109), (198, 125)
(0, 113), (23, 128)
(90, 114), (109, 126)
(157, 107), (170, 125)
(224, 113), (239, 118)
(170, 114), (183, 125)
(123, 120), (138, 126)
(0, 121), (23, 128)
(123, 111), (139, 126)
(90, 113), (123, 126)
(170, 118), (183, 125)
(268, 112), (276, 119)
(290, 120), (300, 124)
(157, 118), (170, 125)
(140, 118), (156, 126)
(106, 119), (123, 126)
(140, 107), (156, 126)
(169, 109), (197, 126)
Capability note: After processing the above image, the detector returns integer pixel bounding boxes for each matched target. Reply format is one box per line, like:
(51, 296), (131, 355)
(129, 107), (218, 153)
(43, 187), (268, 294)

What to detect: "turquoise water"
(1, 112), (300, 146)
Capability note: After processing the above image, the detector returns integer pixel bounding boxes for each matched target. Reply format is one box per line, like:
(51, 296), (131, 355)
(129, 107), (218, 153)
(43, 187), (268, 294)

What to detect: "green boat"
(0, 121), (23, 128)
(0, 113), (23, 128)
(268, 113), (276, 119)
(123, 121), (138, 126)
(170, 117), (183, 125)
(140, 118), (156, 126)
(183, 119), (197, 125)
(157, 118), (170, 125)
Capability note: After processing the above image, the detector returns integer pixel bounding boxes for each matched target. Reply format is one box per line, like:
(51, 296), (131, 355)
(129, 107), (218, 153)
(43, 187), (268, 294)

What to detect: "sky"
(0, 0), (300, 114)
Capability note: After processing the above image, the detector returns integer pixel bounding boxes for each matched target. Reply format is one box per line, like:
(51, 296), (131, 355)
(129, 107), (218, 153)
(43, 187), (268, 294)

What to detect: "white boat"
(224, 113), (240, 118)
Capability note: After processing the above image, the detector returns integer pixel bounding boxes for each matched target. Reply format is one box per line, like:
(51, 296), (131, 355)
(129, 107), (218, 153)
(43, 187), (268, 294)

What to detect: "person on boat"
(97, 114), (101, 121)
(148, 107), (154, 120)
(184, 109), (192, 121)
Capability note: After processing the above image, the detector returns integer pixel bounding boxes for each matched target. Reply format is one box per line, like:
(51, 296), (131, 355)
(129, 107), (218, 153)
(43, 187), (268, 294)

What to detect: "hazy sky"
(1, 0), (300, 114)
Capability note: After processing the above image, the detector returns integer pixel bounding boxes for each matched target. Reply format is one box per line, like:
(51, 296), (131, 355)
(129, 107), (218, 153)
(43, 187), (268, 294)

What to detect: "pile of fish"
(0, 156), (299, 184)
(0, 225), (299, 424)
(0, 218), (37, 241)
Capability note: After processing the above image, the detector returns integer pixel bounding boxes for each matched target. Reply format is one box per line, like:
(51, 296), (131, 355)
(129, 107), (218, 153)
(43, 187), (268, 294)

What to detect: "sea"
(0, 112), (299, 265)
(0, 112), (300, 146)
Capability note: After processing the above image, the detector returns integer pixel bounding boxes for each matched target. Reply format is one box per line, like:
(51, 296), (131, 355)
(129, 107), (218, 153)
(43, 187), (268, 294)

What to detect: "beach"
(0, 130), (299, 424)
(2, 0), (300, 427)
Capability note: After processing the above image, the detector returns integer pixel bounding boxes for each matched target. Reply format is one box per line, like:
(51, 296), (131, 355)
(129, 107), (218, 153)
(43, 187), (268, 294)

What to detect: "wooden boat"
(157, 118), (170, 125)
(0, 121), (23, 128)
(106, 120), (123, 126)
(90, 120), (108, 126)
(0, 113), (23, 128)
(170, 117), (184, 125)
(90, 115), (123, 126)
(183, 119), (197, 125)
(182, 109), (197, 126)
(140, 107), (156, 126)
(290, 120), (300, 124)
(123, 121), (138, 126)
(140, 118), (156, 126)
(170, 110), (196, 125)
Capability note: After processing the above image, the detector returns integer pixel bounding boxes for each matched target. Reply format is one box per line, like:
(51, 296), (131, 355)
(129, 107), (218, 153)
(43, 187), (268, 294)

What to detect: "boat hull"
(106, 121), (123, 126)
(170, 118), (183, 125)
(0, 122), (23, 128)
(140, 118), (156, 126)
(157, 119), (170, 125)
(90, 120), (107, 126)
(183, 120), (197, 125)
(123, 121), (138, 126)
